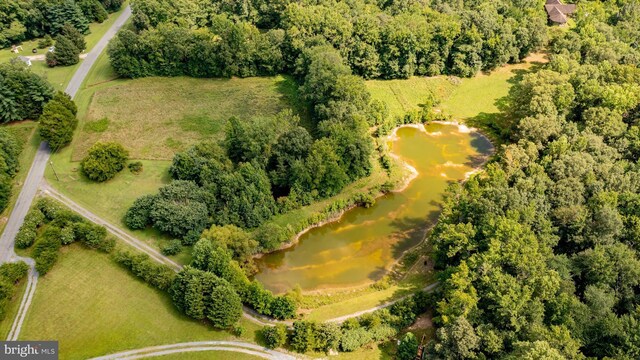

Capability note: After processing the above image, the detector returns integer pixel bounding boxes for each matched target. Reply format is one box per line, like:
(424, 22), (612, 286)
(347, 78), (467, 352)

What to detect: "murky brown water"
(255, 123), (493, 293)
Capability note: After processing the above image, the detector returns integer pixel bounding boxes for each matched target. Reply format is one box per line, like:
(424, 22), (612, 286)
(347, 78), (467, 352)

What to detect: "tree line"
(108, 0), (547, 80)
(427, 1), (640, 358)
(116, 230), (298, 329)
(0, 127), (21, 214)
(0, 0), (124, 48)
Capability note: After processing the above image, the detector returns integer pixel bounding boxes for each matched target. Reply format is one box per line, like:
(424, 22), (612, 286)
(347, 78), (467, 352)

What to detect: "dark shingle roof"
(545, 0), (577, 23)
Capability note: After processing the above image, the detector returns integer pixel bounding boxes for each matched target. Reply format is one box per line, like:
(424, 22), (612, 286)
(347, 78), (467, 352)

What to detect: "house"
(545, 0), (577, 25)
(16, 56), (31, 67)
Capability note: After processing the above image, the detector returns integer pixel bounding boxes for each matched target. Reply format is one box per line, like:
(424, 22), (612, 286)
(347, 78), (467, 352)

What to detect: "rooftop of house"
(545, 0), (577, 24)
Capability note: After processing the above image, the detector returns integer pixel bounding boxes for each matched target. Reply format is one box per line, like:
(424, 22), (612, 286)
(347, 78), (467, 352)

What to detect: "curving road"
(88, 341), (298, 360)
(1, 6), (132, 341)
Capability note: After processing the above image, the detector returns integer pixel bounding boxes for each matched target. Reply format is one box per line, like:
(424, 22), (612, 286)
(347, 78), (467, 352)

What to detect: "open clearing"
(73, 75), (304, 160)
(366, 53), (547, 122)
(18, 244), (262, 360)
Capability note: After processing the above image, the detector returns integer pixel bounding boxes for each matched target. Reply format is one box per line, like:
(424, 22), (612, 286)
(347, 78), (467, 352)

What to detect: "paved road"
(0, 6), (132, 341)
(66, 6), (131, 98)
(88, 341), (298, 360)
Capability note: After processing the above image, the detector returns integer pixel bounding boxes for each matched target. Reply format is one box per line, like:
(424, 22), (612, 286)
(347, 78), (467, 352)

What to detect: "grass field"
(73, 75), (304, 160)
(367, 53), (547, 124)
(18, 244), (262, 360)
(366, 76), (457, 119)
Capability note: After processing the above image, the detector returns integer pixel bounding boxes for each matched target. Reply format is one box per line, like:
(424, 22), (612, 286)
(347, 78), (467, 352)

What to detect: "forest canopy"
(428, 1), (640, 358)
(108, 0), (548, 80)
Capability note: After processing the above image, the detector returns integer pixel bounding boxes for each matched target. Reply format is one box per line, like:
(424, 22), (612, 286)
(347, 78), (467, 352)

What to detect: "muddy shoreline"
(253, 122), (495, 280)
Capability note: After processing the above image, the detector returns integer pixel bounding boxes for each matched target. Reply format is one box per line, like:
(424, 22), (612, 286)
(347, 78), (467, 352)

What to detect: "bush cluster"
(112, 250), (176, 291)
(0, 262), (29, 320)
(260, 290), (431, 354)
(80, 141), (129, 182)
(26, 198), (116, 275)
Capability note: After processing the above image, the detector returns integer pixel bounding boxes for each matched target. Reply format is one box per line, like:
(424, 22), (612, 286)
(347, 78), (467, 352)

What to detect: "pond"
(255, 123), (493, 293)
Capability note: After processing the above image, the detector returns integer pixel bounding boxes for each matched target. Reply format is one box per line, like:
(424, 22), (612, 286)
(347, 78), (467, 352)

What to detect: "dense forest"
(0, 0), (124, 48)
(429, 1), (640, 359)
(108, 0), (546, 79)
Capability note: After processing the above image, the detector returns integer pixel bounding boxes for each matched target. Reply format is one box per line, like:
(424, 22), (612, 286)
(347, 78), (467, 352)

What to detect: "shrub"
(33, 229), (62, 275)
(269, 295), (297, 320)
(316, 323), (341, 352)
(254, 223), (289, 252)
(243, 280), (274, 316)
(74, 222), (112, 252)
(0, 262), (29, 283)
(124, 194), (156, 229)
(37, 198), (64, 220)
(38, 35), (53, 49)
(15, 227), (37, 249)
(161, 240), (182, 256)
(15, 209), (44, 249)
(128, 161), (143, 174)
(290, 321), (317, 353)
(113, 250), (176, 290)
(81, 142), (129, 182)
(60, 226), (76, 245)
(397, 332), (418, 360)
(38, 98), (78, 150)
(340, 327), (372, 352)
(263, 324), (288, 349)
(390, 297), (419, 328)
(232, 324), (245, 337)
(0, 262), (29, 321)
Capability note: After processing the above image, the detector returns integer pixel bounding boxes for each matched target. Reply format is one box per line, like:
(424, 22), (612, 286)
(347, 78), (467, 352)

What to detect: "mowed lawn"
(73, 75), (303, 160)
(18, 244), (262, 360)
